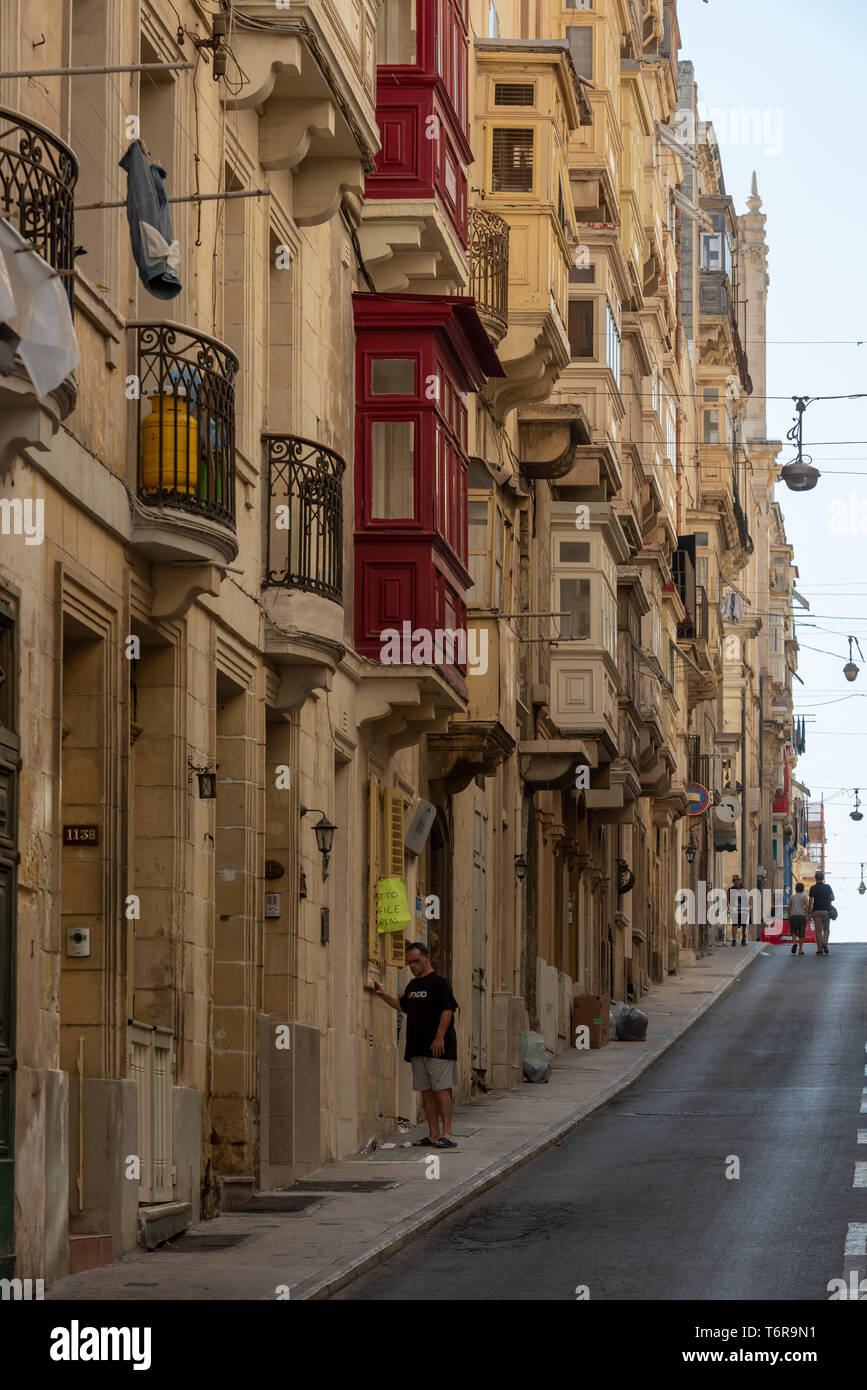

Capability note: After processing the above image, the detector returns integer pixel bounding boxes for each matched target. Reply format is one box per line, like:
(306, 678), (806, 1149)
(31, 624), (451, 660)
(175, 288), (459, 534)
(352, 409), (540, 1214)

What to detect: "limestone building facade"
(0, 0), (801, 1283)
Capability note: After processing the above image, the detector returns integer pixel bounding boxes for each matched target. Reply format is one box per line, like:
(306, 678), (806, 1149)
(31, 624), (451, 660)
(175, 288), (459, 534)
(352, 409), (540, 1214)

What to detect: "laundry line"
(75, 188), (270, 211)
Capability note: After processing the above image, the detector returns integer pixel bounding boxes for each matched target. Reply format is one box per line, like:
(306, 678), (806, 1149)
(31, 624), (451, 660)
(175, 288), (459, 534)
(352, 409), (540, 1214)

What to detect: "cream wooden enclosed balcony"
(262, 432), (347, 713)
(127, 323), (239, 618)
(472, 39), (591, 414)
(222, 1), (380, 225)
(0, 108), (78, 469)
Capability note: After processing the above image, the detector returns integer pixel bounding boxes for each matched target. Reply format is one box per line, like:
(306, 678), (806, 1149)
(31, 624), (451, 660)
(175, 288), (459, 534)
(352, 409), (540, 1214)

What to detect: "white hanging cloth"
(0, 217), (79, 397)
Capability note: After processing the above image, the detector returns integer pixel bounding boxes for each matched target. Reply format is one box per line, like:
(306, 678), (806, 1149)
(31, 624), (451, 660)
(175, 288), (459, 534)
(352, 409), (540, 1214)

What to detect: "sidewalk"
(48, 942), (762, 1302)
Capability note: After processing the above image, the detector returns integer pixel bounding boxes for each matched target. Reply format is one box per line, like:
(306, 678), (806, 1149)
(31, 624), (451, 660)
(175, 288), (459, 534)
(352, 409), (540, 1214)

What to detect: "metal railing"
(686, 734), (701, 785)
(0, 108), (78, 310)
(468, 206), (509, 335)
(132, 322), (238, 527)
(264, 434), (344, 603)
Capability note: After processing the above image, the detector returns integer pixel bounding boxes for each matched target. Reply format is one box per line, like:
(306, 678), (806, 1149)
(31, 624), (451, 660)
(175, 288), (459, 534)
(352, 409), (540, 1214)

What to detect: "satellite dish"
(716, 794), (741, 824)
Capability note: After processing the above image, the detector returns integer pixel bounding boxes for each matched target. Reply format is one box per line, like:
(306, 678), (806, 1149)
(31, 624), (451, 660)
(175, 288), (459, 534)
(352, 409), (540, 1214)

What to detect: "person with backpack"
(807, 871), (834, 955)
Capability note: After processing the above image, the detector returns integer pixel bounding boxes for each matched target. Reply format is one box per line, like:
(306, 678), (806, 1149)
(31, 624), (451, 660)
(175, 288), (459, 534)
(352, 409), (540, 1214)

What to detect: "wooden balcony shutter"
(383, 788), (406, 967)
(367, 774), (382, 961)
(566, 25), (594, 79)
(491, 128), (534, 193)
(568, 299), (594, 358)
(494, 83), (534, 107)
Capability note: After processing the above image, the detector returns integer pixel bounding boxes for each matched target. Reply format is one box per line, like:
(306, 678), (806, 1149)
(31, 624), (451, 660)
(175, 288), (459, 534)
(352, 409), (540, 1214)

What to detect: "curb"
(294, 943), (764, 1299)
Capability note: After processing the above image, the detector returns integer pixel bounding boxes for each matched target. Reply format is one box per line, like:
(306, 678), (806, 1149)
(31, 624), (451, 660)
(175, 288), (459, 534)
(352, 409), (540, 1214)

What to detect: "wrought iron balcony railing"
(0, 108), (78, 310)
(132, 322), (237, 528)
(264, 434), (344, 604)
(468, 206), (509, 337)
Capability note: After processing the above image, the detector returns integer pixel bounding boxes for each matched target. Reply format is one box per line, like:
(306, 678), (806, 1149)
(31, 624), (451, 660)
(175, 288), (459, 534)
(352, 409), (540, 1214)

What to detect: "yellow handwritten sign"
(376, 876), (411, 933)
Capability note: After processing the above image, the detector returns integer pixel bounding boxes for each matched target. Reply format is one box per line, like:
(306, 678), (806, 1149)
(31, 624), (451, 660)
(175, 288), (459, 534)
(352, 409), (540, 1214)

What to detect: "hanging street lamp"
(779, 397), (821, 493)
(859, 863), (866, 896)
(850, 789), (863, 823)
(843, 635), (863, 683)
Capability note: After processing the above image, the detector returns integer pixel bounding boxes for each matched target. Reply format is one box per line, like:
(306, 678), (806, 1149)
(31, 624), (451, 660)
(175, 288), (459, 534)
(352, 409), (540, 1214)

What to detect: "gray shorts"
(410, 1056), (459, 1092)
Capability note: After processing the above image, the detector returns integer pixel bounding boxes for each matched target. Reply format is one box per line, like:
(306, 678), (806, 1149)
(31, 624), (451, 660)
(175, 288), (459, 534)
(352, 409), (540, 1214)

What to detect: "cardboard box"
(572, 991), (610, 1049)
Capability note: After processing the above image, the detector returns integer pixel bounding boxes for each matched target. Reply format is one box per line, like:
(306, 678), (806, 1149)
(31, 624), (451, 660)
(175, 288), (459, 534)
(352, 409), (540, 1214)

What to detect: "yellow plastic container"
(140, 395), (199, 494)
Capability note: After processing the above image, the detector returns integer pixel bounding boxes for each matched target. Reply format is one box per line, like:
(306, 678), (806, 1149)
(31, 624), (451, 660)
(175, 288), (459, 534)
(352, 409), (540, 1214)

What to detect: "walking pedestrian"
(788, 882), (810, 956)
(371, 942), (459, 1149)
(728, 875), (750, 945)
(808, 871), (834, 955)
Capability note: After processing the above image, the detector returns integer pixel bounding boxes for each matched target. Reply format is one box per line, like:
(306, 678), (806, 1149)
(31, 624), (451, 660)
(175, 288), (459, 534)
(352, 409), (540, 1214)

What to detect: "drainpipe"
(757, 673), (764, 894)
(740, 684), (747, 886)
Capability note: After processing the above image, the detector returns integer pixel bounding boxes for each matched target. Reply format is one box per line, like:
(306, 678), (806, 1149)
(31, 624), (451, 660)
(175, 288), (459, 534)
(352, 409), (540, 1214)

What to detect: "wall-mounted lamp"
(684, 836), (697, 865)
(514, 854), (528, 882)
(300, 805), (336, 878)
(188, 757), (218, 799)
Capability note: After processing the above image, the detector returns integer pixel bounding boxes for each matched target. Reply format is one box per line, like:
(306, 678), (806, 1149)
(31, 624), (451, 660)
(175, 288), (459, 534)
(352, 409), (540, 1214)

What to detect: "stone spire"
(747, 171), (762, 213)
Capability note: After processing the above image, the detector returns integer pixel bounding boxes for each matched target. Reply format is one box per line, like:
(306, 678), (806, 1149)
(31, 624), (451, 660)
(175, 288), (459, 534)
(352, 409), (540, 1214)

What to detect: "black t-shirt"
(809, 882), (833, 911)
(399, 972), (458, 1062)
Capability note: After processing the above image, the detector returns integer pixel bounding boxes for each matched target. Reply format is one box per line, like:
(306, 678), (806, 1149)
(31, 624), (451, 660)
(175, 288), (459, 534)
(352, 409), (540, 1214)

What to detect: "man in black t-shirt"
(808, 871), (834, 955)
(372, 942), (459, 1149)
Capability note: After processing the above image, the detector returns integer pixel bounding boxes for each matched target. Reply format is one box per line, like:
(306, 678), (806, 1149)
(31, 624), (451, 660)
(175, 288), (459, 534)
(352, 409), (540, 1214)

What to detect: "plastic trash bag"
(522, 1031), (551, 1083)
(610, 1002), (648, 1041)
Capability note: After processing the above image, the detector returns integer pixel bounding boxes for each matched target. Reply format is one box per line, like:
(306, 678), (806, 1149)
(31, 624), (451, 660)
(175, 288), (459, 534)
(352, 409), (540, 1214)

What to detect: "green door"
(0, 598), (18, 1279)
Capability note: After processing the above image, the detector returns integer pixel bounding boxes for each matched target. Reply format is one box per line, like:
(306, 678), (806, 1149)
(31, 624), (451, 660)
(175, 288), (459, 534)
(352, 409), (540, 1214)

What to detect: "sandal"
(436, 1138), (458, 1148)
(411, 1136), (439, 1147)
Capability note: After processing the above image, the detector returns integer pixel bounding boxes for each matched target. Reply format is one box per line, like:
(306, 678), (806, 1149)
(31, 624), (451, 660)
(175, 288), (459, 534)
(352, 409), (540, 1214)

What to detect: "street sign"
(687, 783), (710, 816)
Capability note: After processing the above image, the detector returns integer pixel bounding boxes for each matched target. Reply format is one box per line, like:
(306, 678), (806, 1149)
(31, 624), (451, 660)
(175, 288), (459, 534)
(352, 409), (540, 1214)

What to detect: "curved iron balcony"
(468, 206), (509, 341)
(132, 322), (238, 529)
(264, 434), (344, 604)
(0, 107), (78, 310)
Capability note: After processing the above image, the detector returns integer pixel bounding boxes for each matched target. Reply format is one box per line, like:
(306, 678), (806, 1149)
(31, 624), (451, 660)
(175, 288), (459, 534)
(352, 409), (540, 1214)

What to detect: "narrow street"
(336, 944), (867, 1301)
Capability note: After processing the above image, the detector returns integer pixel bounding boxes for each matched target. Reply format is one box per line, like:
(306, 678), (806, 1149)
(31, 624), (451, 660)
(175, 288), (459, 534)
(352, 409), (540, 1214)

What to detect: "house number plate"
(63, 825), (100, 845)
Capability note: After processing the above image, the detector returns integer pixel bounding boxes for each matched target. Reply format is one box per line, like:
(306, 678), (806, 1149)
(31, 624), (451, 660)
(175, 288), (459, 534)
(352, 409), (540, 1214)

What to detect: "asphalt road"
(335, 943), (867, 1300)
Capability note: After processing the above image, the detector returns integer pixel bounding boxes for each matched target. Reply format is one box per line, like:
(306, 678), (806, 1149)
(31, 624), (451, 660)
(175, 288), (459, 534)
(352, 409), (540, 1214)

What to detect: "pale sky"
(678, 0), (867, 940)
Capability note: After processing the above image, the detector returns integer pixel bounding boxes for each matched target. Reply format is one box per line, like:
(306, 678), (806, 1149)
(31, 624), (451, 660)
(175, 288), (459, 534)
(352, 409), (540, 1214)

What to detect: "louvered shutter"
(367, 775), (382, 961)
(566, 25), (593, 79)
(491, 128), (534, 193)
(383, 789), (406, 967)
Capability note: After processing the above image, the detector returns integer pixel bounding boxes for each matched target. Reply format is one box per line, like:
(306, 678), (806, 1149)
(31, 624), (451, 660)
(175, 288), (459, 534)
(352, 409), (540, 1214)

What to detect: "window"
(560, 578), (591, 639)
(371, 358), (415, 394)
(494, 83), (534, 106)
(560, 541), (590, 563)
(467, 499), (488, 600)
(703, 388), (720, 444)
(376, 0), (417, 65)
(558, 180), (569, 237)
(491, 128), (534, 192)
(605, 301), (621, 386)
(566, 25), (593, 78)
(568, 299), (594, 358)
(569, 264), (595, 284)
(372, 421), (415, 518)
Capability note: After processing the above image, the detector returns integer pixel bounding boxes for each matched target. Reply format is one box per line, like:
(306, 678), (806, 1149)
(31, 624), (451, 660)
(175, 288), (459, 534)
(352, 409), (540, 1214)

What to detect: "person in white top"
(788, 882), (810, 956)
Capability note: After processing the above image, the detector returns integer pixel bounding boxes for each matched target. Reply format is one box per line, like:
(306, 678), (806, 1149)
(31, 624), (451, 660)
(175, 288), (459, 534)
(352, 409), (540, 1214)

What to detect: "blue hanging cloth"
(118, 140), (182, 300)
